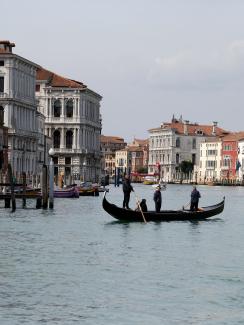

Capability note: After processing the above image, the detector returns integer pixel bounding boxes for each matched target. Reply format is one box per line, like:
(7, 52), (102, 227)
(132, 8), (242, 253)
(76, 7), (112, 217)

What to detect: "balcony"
(221, 166), (231, 170)
(0, 93), (8, 98)
(53, 148), (82, 154)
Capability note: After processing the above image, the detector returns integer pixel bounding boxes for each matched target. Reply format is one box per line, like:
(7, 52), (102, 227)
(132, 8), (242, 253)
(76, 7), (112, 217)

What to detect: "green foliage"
(179, 160), (194, 174)
(137, 166), (148, 174)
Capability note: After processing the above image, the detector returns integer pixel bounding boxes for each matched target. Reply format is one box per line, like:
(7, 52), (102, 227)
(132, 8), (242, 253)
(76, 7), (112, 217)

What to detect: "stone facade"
(148, 117), (228, 182)
(198, 140), (222, 183)
(0, 41), (42, 181)
(36, 67), (102, 184)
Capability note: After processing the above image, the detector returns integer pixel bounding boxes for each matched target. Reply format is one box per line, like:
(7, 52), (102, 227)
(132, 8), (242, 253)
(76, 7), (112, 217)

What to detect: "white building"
(148, 117), (228, 182)
(237, 139), (244, 182)
(36, 67), (102, 184)
(0, 40), (41, 180)
(198, 140), (222, 183)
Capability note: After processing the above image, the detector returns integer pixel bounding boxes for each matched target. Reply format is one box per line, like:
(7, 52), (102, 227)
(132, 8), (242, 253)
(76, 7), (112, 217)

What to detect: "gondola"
(102, 192), (225, 222)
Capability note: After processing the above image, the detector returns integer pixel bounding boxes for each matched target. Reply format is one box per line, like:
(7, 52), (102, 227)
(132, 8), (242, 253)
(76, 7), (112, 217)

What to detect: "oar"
(183, 201), (190, 210)
(133, 191), (147, 223)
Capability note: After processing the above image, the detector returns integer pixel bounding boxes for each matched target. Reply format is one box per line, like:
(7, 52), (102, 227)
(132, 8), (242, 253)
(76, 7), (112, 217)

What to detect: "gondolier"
(190, 186), (201, 211)
(122, 175), (134, 209)
(153, 185), (162, 213)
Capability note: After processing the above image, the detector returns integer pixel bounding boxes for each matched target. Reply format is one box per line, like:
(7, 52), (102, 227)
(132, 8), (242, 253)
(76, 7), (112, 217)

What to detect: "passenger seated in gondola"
(135, 199), (148, 212)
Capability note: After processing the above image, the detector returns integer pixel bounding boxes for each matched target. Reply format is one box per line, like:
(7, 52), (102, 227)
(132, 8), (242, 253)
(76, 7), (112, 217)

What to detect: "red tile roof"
(100, 135), (125, 144)
(150, 121), (229, 137)
(222, 132), (244, 141)
(36, 67), (87, 89)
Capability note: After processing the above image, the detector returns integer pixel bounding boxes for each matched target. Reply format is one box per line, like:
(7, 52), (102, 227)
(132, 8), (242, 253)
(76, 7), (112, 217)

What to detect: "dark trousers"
(123, 193), (131, 209)
(155, 202), (161, 213)
(190, 200), (199, 211)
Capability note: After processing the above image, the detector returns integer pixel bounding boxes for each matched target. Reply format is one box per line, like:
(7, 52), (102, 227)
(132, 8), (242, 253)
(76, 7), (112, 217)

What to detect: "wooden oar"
(133, 191), (147, 223)
(183, 201), (190, 210)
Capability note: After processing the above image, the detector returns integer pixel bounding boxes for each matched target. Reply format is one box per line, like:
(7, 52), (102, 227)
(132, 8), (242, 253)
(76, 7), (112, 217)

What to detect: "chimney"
(184, 120), (189, 135)
(212, 121), (218, 135)
(0, 40), (15, 53)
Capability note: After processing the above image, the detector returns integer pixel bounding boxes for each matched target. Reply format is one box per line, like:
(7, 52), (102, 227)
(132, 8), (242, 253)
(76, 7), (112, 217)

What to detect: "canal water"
(0, 184), (243, 324)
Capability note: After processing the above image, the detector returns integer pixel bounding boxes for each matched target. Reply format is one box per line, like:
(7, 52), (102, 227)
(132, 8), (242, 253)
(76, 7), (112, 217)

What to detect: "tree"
(137, 167), (148, 174)
(179, 160), (194, 174)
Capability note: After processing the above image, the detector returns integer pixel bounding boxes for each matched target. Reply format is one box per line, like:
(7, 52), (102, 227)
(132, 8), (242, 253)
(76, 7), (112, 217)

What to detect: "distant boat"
(54, 186), (79, 198)
(102, 193), (225, 222)
(143, 176), (158, 185)
(77, 182), (99, 196)
(152, 180), (167, 190)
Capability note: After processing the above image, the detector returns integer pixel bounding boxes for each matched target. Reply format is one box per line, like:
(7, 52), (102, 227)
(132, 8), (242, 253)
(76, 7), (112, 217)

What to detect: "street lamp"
(83, 160), (86, 182)
(49, 148), (55, 209)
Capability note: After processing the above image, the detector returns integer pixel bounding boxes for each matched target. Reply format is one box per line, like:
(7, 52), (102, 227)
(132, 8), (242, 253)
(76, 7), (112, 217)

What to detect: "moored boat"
(54, 186), (79, 198)
(77, 182), (99, 196)
(102, 193), (225, 222)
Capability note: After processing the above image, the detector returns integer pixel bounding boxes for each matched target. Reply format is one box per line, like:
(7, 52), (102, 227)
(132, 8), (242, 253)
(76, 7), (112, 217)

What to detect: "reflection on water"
(0, 184), (243, 324)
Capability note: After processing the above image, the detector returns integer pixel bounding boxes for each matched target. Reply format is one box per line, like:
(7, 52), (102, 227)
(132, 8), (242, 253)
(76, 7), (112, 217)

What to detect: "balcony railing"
(53, 148), (82, 154)
(0, 93), (8, 98)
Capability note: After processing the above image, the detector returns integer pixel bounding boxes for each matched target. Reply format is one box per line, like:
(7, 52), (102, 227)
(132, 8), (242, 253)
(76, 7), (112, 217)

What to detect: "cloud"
(148, 41), (244, 90)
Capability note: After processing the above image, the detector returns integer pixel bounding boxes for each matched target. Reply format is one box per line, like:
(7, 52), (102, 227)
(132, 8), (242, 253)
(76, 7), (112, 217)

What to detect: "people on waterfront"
(190, 185), (201, 211)
(153, 185), (162, 213)
(122, 175), (134, 209)
(136, 198), (148, 212)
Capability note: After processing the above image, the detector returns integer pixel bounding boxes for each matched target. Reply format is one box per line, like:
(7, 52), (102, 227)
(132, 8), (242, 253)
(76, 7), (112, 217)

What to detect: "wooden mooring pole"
(22, 172), (26, 208)
(8, 164), (16, 212)
(42, 165), (48, 209)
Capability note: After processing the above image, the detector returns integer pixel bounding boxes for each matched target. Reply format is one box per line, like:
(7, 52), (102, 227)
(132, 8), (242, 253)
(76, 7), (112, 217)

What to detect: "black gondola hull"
(102, 194), (225, 222)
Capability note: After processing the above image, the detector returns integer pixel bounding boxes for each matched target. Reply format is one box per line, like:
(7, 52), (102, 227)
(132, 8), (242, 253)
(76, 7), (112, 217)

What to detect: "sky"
(2, 0), (244, 141)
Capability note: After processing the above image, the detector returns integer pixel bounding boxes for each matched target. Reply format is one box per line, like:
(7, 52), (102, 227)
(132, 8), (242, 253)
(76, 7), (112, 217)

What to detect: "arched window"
(54, 100), (61, 117)
(66, 130), (73, 149)
(0, 106), (4, 126)
(66, 99), (73, 118)
(53, 130), (60, 148)
(176, 137), (180, 148)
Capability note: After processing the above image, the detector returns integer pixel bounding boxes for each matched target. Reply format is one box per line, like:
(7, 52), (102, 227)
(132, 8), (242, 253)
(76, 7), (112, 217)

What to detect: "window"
(66, 99), (73, 118)
(53, 130), (60, 148)
(54, 100), (61, 117)
(224, 145), (232, 151)
(192, 138), (196, 149)
(66, 130), (73, 149)
(176, 153), (179, 164)
(176, 138), (180, 148)
(207, 149), (217, 156)
(206, 160), (216, 168)
(0, 61), (4, 66)
(0, 77), (4, 92)
(65, 157), (71, 165)
(0, 106), (3, 126)
(35, 84), (40, 92)
(223, 155), (231, 168)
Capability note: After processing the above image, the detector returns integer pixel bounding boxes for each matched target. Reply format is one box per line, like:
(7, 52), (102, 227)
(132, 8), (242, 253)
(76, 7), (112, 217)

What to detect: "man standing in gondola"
(122, 174), (134, 209)
(190, 185), (201, 211)
(153, 185), (162, 213)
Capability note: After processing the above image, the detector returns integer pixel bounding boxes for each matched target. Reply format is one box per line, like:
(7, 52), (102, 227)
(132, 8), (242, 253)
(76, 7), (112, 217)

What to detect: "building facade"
(237, 138), (244, 182)
(220, 132), (244, 182)
(115, 148), (132, 177)
(0, 41), (41, 180)
(36, 67), (102, 184)
(127, 138), (149, 175)
(198, 140), (222, 183)
(148, 117), (228, 182)
(100, 135), (126, 178)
